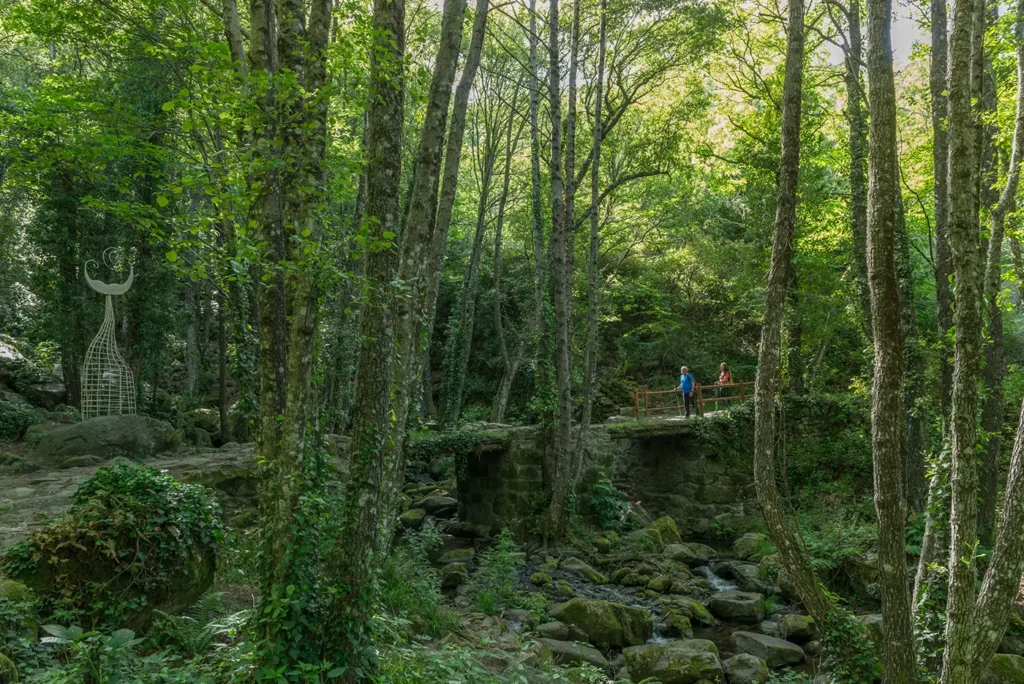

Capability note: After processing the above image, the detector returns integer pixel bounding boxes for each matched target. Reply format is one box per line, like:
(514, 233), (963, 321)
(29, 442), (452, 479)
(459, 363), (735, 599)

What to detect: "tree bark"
(932, 0), (953, 421)
(785, 272), (805, 395)
(752, 0), (832, 627)
(327, 0), (403, 670)
(864, 0), (917, 675)
(578, 0), (607, 459)
(544, 0), (575, 539)
(844, 0), (871, 338)
(440, 102), (502, 425)
(564, 0), (581, 308)
(528, 0), (548, 390)
(979, 0), (1024, 548)
(940, 0), (985, 675)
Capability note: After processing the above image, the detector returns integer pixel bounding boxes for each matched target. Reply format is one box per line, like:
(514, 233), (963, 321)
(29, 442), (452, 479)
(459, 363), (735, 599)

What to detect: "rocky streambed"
(428, 512), (827, 683)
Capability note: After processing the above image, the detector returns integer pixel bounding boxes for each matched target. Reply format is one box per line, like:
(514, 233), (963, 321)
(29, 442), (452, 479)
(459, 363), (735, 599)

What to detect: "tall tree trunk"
(895, 161), (928, 510)
(379, 0), (488, 555)
(941, 0), (985, 675)
(933, 0), (953, 421)
(216, 290), (229, 441)
(752, 0), (832, 627)
(491, 93), (527, 424)
(527, 0), (548, 394)
(249, 0), (332, 670)
(578, 0), (607, 459)
(564, 0), (581, 308)
(544, 0), (574, 538)
(865, 0), (916, 675)
(980, 0), (1024, 548)
(845, 0), (871, 338)
(440, 110), (501, 425)
(785, 273), (805, 395)
(327, 0), (404, 670)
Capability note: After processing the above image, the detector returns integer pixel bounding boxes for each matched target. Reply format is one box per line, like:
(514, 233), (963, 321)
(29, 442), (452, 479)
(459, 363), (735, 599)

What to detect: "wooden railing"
(633, 381), (754, 418)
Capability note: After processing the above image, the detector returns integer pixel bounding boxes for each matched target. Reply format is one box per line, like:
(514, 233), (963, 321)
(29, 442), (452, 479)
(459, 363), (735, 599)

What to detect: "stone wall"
(454, 395), (866, 539)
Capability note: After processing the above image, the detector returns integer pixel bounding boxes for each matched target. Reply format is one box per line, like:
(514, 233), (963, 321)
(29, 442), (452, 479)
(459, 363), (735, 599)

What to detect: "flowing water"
(698, 564), (738, 592)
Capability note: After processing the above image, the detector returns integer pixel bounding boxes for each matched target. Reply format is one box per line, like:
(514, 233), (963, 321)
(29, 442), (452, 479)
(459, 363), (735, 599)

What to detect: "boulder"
(31, 415), (181, 467)
(779, 614), (816, 644)
(0, 653), (16, 683)
(536, 621), (569, 641)
(399, 509), (426, 529)
(622, 639), (724, 683)
(411, 495), (458, 514)
(760, 620), (783, 639)
(531, 572), (553, 586)
(716, 561), (771, 593)
(560, 557), (607, 584)
(841, 552), (879, 600)
(58, 455), (104, 470)
(550, 597), (653, 649)
(733, 533), (771, 561)
(663, 610), (694, 638)
(537, 638), (609, 671)
(441, 563), (469, 589)
(858, 614), (884, 648)
(730, 631), (804, 668)
(650, 516), (682, 545)
(438, 548), (475, 564)
(723, 653), (771, 684)
(665, 543), (708, 567)
(659, 596), (713, 625)
(984, 654), (1024, 684)
(647, 575), (673, 593)
(709, 590), (765, 623)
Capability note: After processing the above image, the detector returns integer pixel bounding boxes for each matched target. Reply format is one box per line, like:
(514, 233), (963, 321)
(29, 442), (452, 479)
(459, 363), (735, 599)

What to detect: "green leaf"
(382, 231), (397, 240)
(156, 195), (169, 208)
(165, 250), (179, 263)
(161, 101), (175, 112)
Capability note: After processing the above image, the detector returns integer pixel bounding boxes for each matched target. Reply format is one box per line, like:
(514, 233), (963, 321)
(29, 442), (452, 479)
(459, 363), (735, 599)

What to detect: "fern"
(150, 591), (227, 656)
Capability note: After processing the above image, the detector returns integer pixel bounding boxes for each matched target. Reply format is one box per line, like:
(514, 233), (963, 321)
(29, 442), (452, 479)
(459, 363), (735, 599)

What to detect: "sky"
(825, 7), (929, 66)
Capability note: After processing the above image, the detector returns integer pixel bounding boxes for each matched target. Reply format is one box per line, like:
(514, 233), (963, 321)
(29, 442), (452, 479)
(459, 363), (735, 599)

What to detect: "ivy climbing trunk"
(247, 0), (332, 671)
(326, 0), (404, 671)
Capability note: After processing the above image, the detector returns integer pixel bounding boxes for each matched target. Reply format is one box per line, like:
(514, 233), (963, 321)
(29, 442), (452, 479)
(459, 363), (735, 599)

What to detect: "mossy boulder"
(983, 654), (1024, 684)
(0, 463), (220, 631)
(659, 595), (713, 625)
(439, 548), (475, 564)
(709, 590), (765, 623)
(723, 653), (770, 684)
(0, 653), (16, 683)
(531, 572), (553, 587)
(31, 415), (180, 467)
(622, 639), (723, 683)
(665, 543), (707, 567)
(649, 516), (682, 545)
(647, 575), (673, 592)
(441, 563), (469, 589)
(730, 631), (804, 668)
(663, 611), (694, 638)
(550, 598), (653, 649)
(0, 579), (36, 640)
(779, 614), (817, 644)
(399, 508), (426, 529)
(733, 533), (772, 561)
(560, 557), (607, 584)
(538, 638), (609, 671)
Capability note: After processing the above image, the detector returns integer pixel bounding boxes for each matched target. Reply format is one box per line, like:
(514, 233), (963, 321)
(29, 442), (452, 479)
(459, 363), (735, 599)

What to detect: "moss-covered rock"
(531, 572), (553, 587)
(779, 614), (817, 644)
(647, 575), (673, 592)
(0, 463), (220, 631)
(439, 548), (475, 564)
(983, 654), (1024, 684)
(560, 557), (606, 584)
(730, 631), (804, 668)
(723, 653), (770, 684)
(555, 580), (576, 598)
(709, 590), (765, 623)
(399, 508), (426, 529)
(441, 563), (469, 589)
(0, 579), (36, 640)
(733, 532), (771, 561)
(0, 653), (16, 683)
(649, 516), (682, 545)
(550, 597), (653, 649)
(31, 415), (180, 466)
(663, 610), (693, 638)
(658, 595), (713, 625)
(622, 639), (723, 683)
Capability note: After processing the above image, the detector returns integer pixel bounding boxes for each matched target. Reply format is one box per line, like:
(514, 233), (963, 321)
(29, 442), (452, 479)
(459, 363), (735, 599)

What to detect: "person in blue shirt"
(679, 366), (697, 417)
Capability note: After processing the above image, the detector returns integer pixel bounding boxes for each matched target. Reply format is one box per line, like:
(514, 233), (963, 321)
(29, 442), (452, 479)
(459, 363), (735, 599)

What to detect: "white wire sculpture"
(81, 249), (137, 420)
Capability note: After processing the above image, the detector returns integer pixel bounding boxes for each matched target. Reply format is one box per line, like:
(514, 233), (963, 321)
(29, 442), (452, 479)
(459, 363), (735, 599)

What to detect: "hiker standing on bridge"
(717, 362), (732, 408)
(679, 366), (697, 417)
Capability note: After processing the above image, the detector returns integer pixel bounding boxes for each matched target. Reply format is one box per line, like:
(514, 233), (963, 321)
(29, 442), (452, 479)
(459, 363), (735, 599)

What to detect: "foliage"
(467, 529), (525, 615)
(587, 472), (629, 531)
(150, 592), (228, 656)
(39, 624), (145, 684)
(820, 609), (882, 684)
(0, 462), (222, 629)
(378, 523), (457, 636)
(0, 400), (42, 440)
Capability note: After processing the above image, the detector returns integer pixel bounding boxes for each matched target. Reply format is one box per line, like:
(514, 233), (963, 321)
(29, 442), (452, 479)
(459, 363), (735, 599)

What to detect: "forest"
(1, 0), (1024, 680)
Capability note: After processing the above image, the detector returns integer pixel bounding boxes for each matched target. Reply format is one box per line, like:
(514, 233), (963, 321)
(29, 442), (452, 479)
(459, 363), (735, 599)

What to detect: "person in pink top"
(716, 362), (733, 408)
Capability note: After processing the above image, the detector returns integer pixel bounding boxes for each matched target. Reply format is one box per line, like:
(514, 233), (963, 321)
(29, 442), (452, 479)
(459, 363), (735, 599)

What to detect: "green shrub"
(1, 462), (223, 630)
(0, 400), (42, 440)
(467, 529), (524, 615)
(378, 523), (456, 635)
(588, 473), (628, 531)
